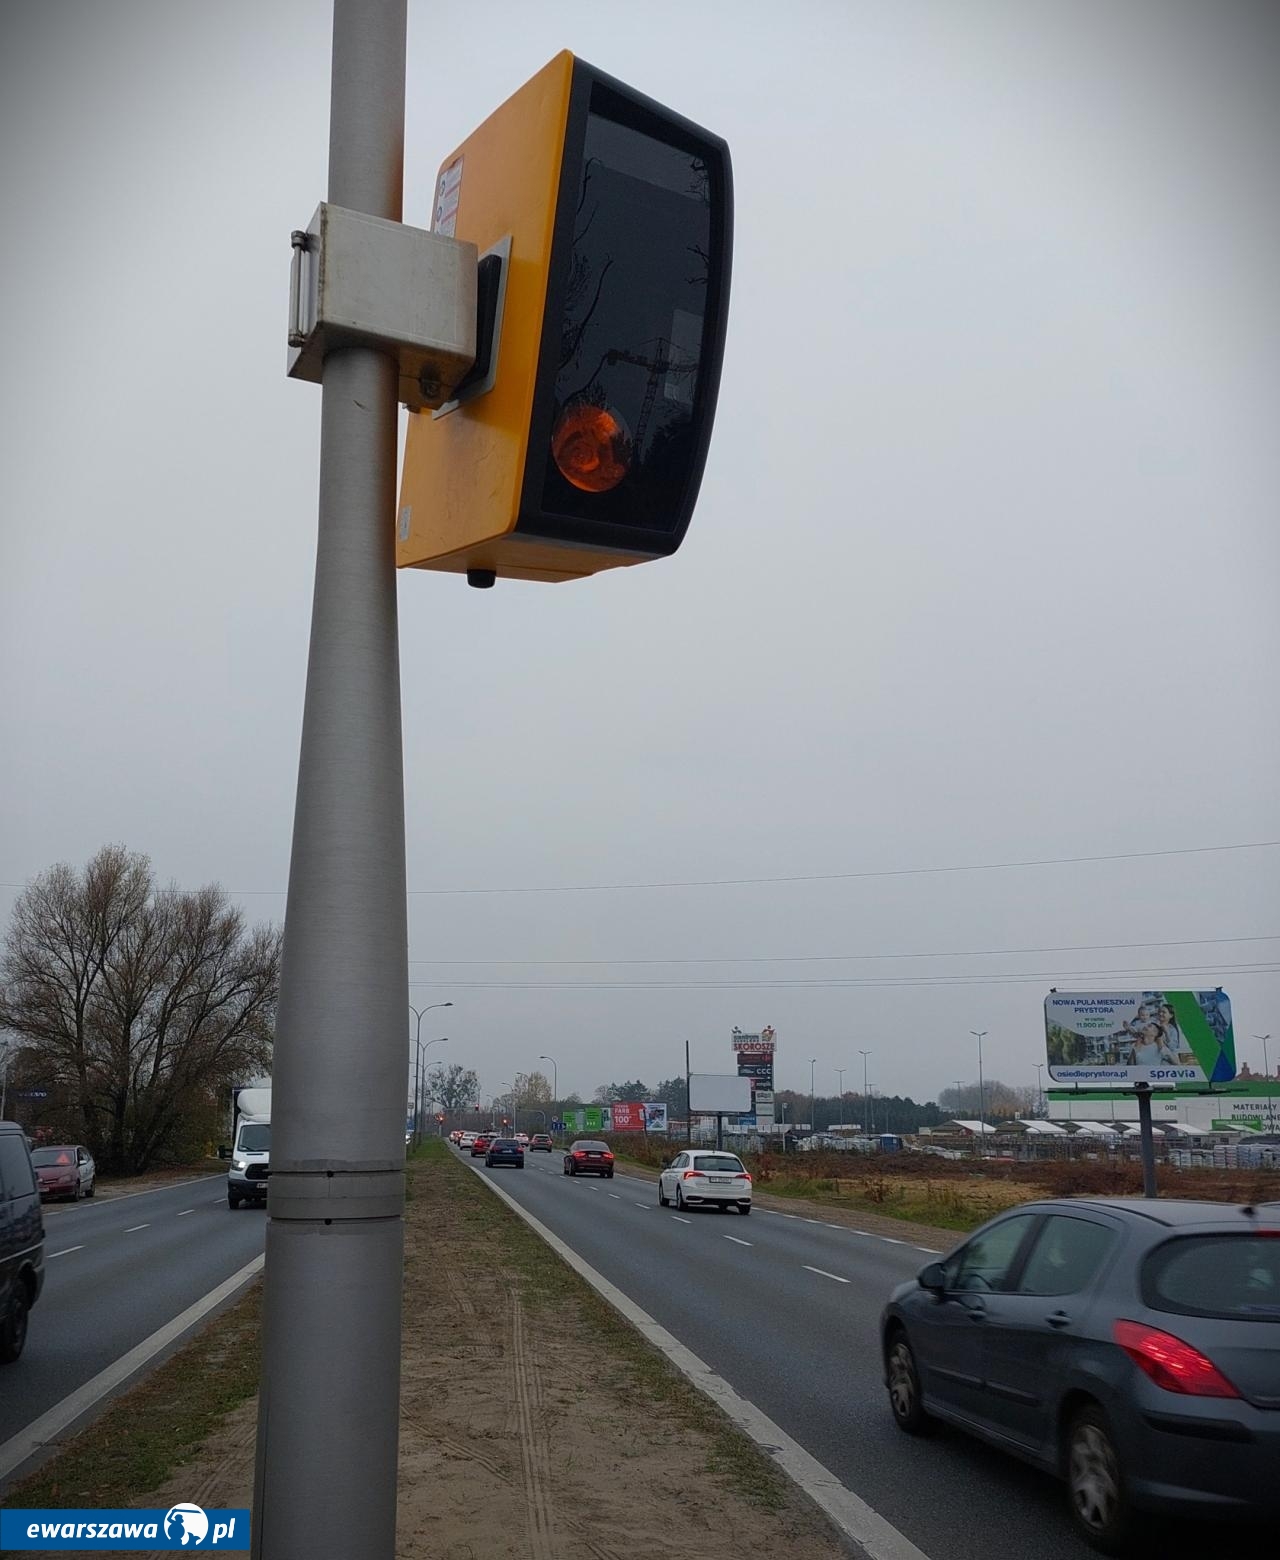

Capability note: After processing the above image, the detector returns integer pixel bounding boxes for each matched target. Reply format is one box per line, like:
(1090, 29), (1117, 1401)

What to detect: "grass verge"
(7, 1282), (261, 1508)
(415, 1141), (793, 1513)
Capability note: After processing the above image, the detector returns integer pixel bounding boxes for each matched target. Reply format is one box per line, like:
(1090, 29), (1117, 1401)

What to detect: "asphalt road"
(470, 1147), (1241, 1560)
(1, 1174), (266, 1462)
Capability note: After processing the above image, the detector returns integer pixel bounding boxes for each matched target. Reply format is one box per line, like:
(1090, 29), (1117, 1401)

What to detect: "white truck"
(227, 1086), (271, 1210)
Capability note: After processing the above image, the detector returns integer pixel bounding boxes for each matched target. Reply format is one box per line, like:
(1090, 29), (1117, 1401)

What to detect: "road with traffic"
(472, 1148), (1247, 1560)
(0, 1175), (265, 1482)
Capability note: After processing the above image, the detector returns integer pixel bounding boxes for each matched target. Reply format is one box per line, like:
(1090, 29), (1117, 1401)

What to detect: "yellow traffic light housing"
(397, 52), (732, 584)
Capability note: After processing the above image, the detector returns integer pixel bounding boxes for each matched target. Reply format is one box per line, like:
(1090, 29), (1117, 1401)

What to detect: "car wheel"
(85, 1178), (96, 1198)
(73, 1180), (84, 1201)
(675, 1185), (685, 1211)
(658, 1182), (669, 1207)
(740, 1203), (751, 1215)
(606, 1170), (614, 1179)
(886, 1332), (932, 1435)
(1066, 1406), (1132, 1555)
(228, 1192), (241, 1209)
(0, 1285), (30, 1365)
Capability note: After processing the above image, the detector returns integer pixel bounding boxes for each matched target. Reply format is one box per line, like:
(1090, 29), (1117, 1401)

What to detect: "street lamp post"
(809, 1058), (817, 1136)
(970, 1031), (988, 1157)
(835, 1067), (845, 1125)
(1257, 1036), (1274, 1133)
(539, 1054), (558, 1139)
(410, 1002), (452, 1144)
(412, 1036), (448, 1145)
(859, 1050), (872, 1135)
(1034, 1062), (1046, 1117)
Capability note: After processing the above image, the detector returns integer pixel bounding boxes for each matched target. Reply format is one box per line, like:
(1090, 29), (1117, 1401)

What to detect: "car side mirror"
(661, 1159), (672, 1169)
(918, 1261), (947, 1295)
(217, 1144), (231, 1160)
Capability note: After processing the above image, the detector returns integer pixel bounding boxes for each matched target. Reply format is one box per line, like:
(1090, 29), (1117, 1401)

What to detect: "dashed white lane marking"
(723, 1235), (753, 1247)
(634, 1203), (649, 1209)
(47, 1246), (84, 1259)
(178, 1209), (194, 1217)
(608, 1193), (622, 1199)
(124, 1224), (150, 1233)
(672, 1216), (692, 1225)
(804, 1266), (850, 1284)
(913, 1245), (941, 1253)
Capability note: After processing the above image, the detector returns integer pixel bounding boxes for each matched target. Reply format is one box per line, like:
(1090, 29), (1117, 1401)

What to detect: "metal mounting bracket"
(286, 202), (478, 411)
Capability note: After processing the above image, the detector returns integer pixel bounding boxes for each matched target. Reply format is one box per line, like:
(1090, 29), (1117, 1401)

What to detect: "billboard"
(608, 1101), (669, 1133)
(731, 1025), (776, 1052)
(561, 1106), (611, 1133)
(1045, 990), (1235, 1087)
(689, 1073), (752, 1113)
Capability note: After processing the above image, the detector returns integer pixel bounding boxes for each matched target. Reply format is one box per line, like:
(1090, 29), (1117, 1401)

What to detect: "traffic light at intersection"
(397, 51), (732, 585)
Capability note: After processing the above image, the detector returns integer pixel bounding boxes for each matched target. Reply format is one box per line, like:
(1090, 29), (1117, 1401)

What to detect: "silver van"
(0, 1122), (45, 1363)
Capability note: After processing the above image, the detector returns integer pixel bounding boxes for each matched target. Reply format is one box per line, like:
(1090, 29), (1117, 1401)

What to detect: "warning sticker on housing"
(434, 157), (463, 236)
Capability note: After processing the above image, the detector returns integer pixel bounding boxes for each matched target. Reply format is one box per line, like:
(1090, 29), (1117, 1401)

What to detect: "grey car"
(880, 1198), (1280, 1553)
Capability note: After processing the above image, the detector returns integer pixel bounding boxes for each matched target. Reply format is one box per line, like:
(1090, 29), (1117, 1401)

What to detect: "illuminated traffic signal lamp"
(397, 51), (732, 584)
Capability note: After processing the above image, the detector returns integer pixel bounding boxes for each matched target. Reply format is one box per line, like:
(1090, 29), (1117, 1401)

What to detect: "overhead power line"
(406, 957), (1280, 993)
(3, 836), (1276, 899)
(406, 932), (1280, 967)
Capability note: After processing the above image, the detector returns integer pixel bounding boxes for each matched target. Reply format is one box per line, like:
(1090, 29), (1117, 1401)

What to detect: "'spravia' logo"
(163, 1505), (209, 1546)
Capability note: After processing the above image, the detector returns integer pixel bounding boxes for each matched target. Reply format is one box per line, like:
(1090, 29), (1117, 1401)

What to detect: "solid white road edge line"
(46, 1246), (84, 1259)
(467, 1160), (931, 1560)
(0, 1253), (265, 1486)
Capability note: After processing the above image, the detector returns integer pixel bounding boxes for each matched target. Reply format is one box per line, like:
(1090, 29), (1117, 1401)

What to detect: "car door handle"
(1046, 1310), (1072, 1329)
(967, 1306), (987, 1323)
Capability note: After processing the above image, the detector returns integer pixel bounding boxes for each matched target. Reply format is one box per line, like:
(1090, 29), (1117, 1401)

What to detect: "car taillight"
(603, 1152), (614, 1160)
(1113, 1320), (1241, 1398)
(739, 1172), (752, 1183)
(573, 1151), (585, 1159)
(683, 1170), (706, 1179)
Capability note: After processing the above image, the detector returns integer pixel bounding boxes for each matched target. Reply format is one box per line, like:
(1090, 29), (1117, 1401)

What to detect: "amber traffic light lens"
(551, 402), (632, 493)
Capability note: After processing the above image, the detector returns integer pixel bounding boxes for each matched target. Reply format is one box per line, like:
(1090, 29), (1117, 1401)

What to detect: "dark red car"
(562, 1140), (614, 1178)
(470, 1133), (493, 1157)
(529, 1134), (554, 1152)
(31, 1145), (96, 1201)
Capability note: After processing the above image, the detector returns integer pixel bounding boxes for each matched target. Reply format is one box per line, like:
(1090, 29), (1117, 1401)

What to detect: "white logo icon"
(163, 1504), (209, 1546)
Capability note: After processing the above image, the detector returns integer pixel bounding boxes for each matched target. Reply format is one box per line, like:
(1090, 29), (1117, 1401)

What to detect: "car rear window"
(492, 1139), (519, 1149)
(575, 1142), (608, 1151)
(696, 1155), (746, 1173)
(1143, 1235), (1280, 1321)
(31, 1148), (75, 1167)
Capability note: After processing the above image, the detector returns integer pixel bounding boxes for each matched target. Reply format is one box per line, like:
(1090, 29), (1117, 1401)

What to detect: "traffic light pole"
(253, 5), (409, 1559)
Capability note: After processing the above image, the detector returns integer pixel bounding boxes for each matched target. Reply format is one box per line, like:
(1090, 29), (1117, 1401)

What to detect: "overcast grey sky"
(3, 0), (1277, 1108)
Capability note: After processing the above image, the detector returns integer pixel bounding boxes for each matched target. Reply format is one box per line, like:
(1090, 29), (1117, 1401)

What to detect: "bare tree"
(0, 847), (279, 1171)
(425, 1061), (479, 1114)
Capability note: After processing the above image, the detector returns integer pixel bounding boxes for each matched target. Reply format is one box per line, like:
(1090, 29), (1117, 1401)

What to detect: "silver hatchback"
(881, 1198), (1280, 1553)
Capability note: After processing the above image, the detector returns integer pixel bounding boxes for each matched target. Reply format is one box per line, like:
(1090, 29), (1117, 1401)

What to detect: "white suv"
(658, 1150), (752, 1214)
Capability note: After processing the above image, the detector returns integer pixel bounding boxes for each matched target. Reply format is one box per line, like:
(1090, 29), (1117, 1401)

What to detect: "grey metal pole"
(971, 1031), (987, 1157)
(1135, 1084), (1158, 1198)
(539, 1055), (557, 1119)
(860, 1050), (872, 1135)
(1256, 1036), (1273, 1133)
(686, 1039), (692, 1147)
(253, 6), (408, 1558)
